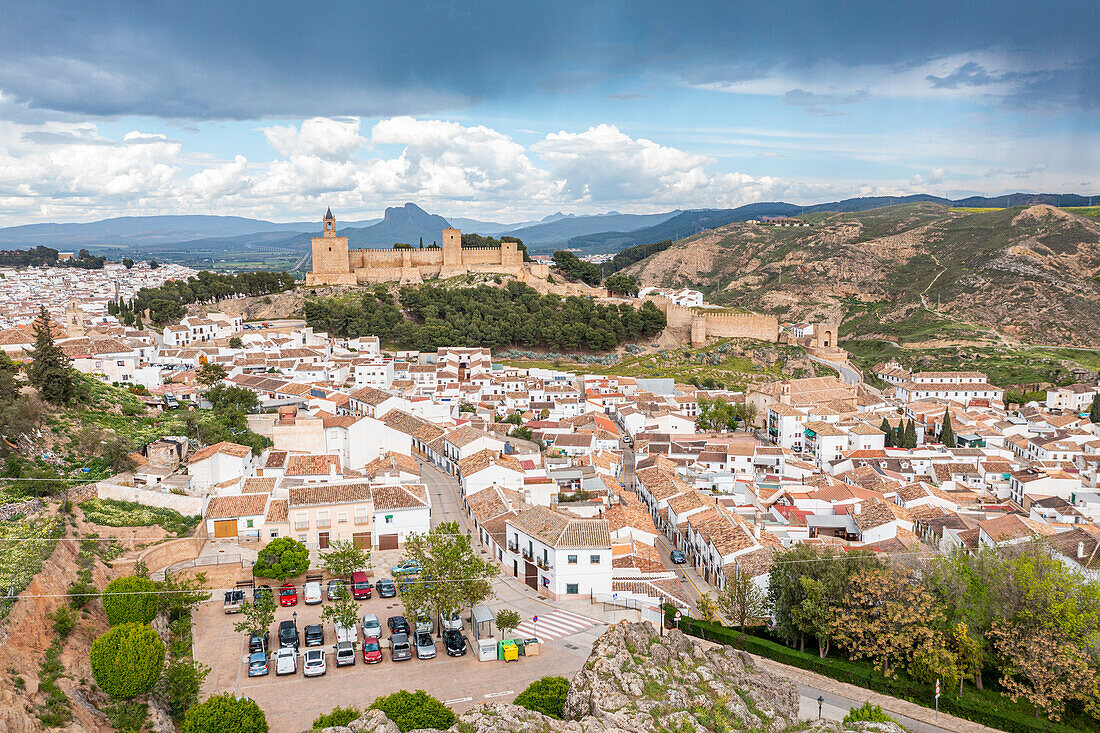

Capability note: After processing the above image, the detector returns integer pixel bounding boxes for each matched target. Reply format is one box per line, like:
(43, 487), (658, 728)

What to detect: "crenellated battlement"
(646, 295), (778, 345)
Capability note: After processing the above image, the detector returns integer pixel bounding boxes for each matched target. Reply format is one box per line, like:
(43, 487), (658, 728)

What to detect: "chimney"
(1079, 541), (1086, 560)
(330, 461), (339, 479)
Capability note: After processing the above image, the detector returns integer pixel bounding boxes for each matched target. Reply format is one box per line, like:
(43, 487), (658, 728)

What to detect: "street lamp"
(817, 696), (824, 718)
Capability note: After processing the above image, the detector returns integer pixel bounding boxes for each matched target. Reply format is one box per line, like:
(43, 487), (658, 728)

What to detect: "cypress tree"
(1090, 394), (1100, 424)
(879, 417), (893, 447)
(27, 307), (77, 405)
(941, 410), (956, 448)
(904, 419), (918, 448)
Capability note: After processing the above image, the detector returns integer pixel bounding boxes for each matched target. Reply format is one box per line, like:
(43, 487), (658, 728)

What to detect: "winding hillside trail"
(915, 252), (1015, 347)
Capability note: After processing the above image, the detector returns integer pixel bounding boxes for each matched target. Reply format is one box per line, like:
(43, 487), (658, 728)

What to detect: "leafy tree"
(161, 656), (210, 720)
(149, 259), (159, 269)
(790, 577), (838, 658)
(1090, 393), (1100, 424)
(513, 676), (570, 719)
(0, 353), (38, 455)
(204, 383), (258, 414)
(102, 575), (159, 626)
(696, 592), (719, 624)
(604, 274), (640, 297)
(180, 693), (268, 733)
(829, 567), (941, 677)
(602, 238), (674, 276)
(122, 258), (134, 269)
(908, 637), (960, 689)
(319, 538), (371, 579)
(154, 571), (209, 623)
(312, 707), (362, 729)
(400, 521), (498, 637)
(196, 362), (228, 387)
(990, 622), (1097, 721)
(903, 419), (918, 448)
(941, 410), (955, 447)
(716, 571), (769, 633)
(369, 690), (455, 732)
(27, 307), (77, 404)
(253, 537), (310, 580)
(228, 336), (244, 349)
(951, 622), (983, 695)
(321, 585), (359, 633)
(551, 250), (602, 285)
(495, 608), (520, 639)
(90, 623), (166, 699)
(233, 591), (276, 637)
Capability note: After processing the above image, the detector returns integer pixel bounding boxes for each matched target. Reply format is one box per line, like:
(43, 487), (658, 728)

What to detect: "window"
(297, 533), (307, 542)
(566, 583), (579, 595)
(245, 519), (254, 528)
(385, 515), (394, 524)
(337, 511), (347, 524)
(567, 555), (578, 564)
(269, 529), (279, 539)
(590, 554), (601, 564)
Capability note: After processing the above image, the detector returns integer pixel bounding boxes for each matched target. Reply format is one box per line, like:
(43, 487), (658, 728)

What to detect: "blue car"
(391, 559), (422, 576)
(247, 651), (269, 677)
(670, 550), (686, 564)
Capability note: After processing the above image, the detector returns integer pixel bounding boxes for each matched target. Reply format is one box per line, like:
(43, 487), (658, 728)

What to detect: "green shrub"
(50, 606), (75, 638)
(67, 579), (99, 609)
(253, 537), (310, 580)
(513, 676), (570, 719)
(102, 575), (158, 626)
(79, 498), (200, 535)
(312, 707), (362, 729)
(106, 700), (149, 733)
(844, 702), (896, 725)
(369, 690), (455, 732)
(90, 623), (165, 699)
(180, 693), (268, 733)
(162, 656), (210, 720)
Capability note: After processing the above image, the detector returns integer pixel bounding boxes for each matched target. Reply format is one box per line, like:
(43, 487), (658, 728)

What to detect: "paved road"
(807, 353), (863, 386)
(792, 683), (958, 733)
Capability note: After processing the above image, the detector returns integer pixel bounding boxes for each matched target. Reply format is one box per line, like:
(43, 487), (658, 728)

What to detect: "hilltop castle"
(306, 209), (550, 286)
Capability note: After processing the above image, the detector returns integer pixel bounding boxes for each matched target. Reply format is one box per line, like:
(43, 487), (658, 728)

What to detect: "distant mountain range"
(0, 193), (1093, 257)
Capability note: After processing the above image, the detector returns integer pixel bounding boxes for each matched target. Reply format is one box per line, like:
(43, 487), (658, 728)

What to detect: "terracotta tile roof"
(508, 506), (611, 549)
(379, 409), (446, 442)
(285, 454), (342, 476)
(265, 499), (288, 523)
(362, 452), (420, 480)
(853, 499), (902, 533)
(289, 482), (373, 507)
(206, 493), (269, 519)
(241, 477), (278, 493)
(372, 483), (429, 511)
(349, 386), (395, 406)
(263, 450), (288, 468)
(611, 578), (690, 608)
(189, 441), (253, 463)
(458, 449), (524, 477)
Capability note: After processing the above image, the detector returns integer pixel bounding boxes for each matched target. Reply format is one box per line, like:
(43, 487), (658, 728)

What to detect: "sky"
(0, 0), (1097, 225)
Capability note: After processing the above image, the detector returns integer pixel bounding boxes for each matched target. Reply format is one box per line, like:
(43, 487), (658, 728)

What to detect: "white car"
(303, 581), (323, 605)
(303, 648), (326, 677)
(440, 610), (463, 632)
(274, 647), (297, 676)
(361, 613), (381, 639)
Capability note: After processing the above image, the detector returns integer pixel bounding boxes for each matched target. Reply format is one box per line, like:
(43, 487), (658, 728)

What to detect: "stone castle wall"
(647, 297), (779, 345)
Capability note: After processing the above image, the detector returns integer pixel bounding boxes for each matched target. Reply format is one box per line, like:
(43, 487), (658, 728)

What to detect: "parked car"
(334, 640), (356, 667)
(362, 636), (383, 664)
(442, 628), (467, 657)
(414, 611), (433, 634)
(413, 630), (436, 659)
(375, 578), (397, 598)
(326, 579), (346, 601)
(351, 571), (373, 599)
(391, 559), (422, 576)
(274, 647), (297, 675)
(389, 633), (412, 661)
(247, 631), (269, 654)
(303, 648), (326, 677)
(278, 620), (299, 649)
(440, 610), (463, 632)
(253, 585), (272, 603)
(303, 581), (323, 605)
(334, 621), (356, 645)
(387, 615), (410, 635)
(247, 650), (269, 677)
(670, 550), (686, 564)
(223, 589), (244, 614)
(279, 582), (297, 607)
(361, 613), (382, 639)
(304, 624), (324, 647)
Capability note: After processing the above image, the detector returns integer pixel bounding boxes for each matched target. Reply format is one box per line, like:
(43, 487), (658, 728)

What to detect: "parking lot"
(193, 578), (600, 733)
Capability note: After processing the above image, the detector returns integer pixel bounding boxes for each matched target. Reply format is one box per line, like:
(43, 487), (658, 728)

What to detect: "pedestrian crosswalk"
(513, 608), (600, 642)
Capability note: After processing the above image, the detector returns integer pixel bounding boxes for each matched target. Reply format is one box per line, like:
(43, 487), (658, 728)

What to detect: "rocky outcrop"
(315, 622), (905, 733)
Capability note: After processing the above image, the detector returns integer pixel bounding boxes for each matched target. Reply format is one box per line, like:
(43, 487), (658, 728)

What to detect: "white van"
(334, 621), (356, 645)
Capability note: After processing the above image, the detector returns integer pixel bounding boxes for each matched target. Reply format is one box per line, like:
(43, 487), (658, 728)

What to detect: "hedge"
(514, 676), (570, 719)
(90, 623), (166, 699)
(675, 615), (1094, 733)
(369, 690), (455, 732)
(102, 575), (159, 626)
(181, 693), (268, 733)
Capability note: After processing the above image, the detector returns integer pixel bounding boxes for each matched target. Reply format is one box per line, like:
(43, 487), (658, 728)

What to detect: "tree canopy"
(113, 270), (295, 326)
(27, 307), (78, 405)
(180, 693), (268, 733)
(369, 690), (455, 732)
(253, 537), (310, 580)
(102, 575), (159, 626)
(551, 250), (602, 285)
(90, 623), (166, 699)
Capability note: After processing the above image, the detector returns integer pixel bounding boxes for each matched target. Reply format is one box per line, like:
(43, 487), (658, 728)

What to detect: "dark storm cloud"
(0, 1), (1097, 120)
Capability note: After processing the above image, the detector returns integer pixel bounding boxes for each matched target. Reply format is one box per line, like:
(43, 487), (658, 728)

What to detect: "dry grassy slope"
(624, 202), (1100, 347)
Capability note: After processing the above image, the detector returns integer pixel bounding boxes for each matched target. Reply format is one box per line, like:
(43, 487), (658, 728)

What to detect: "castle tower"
(441, 226), (462, 267)
(306, 208), (353, 285)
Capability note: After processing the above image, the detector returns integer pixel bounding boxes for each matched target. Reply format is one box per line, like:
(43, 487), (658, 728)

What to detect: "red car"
(362, 636), (383, 664)
(279, 582), (297, 607)
(351, 571), (372, 600)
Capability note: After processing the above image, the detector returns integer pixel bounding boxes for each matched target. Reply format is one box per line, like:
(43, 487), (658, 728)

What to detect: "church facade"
(306, 210), (550, 286)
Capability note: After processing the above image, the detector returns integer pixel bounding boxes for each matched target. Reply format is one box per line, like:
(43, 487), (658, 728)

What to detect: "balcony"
(507, 542), (519, 553)
(354, 516), (370, 526)
(521, 548), (535, 562)
(293, 522), (309, 531)
(536, 558), (553, 571)
(316, 520), (331, 529)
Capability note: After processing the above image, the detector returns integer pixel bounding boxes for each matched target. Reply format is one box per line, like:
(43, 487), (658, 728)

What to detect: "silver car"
(413, 630), (436, 659)
(361, 613), (381, 639)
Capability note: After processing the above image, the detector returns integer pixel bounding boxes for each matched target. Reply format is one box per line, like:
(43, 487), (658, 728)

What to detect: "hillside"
(623, 202), (1100, 347)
